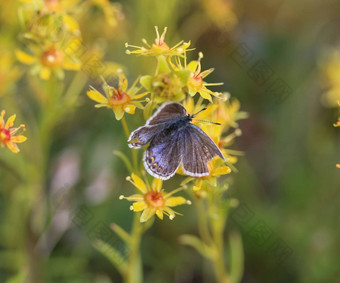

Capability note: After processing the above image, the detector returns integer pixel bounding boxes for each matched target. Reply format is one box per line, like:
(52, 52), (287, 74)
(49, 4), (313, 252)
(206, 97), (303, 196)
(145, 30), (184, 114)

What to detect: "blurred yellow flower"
(321, 49), (340, 107)
(186, 52), (223, 102)
(91, 0), (124, 27)
(0, 110), (27, 154)
(126, 26), (191, 57)
(120, 173), (191, 222)
(87, 75), (148, 120)
(16, 44), (81, 80)
(200, 0), (237, 30)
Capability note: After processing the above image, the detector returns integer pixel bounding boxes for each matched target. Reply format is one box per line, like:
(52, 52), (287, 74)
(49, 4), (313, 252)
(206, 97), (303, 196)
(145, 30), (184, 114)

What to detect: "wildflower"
(16, 43), (81, 80)
(186, 52), (223, 102)
(125, 26), (191, 57)
(201, 0), (237, 30)
(320, 49), (340, 107)
(91, 0), (124, 27)
(87, 75), (148, 120)
(0, 110), (27, 154)
(120, 173), (191, 222)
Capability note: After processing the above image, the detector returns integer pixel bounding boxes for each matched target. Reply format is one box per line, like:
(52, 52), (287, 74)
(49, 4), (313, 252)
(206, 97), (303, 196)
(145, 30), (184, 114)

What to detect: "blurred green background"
(1, 0), (339, 282)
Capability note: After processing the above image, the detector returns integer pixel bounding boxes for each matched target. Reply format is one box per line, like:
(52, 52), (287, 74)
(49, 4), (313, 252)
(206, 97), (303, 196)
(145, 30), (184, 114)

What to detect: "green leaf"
(178, 234), (214, 259)
(139, 75), (153, 91)
(93, 239), (128, 275)
(110, 223), (131, 243)
(157, 55), (171, 73)
(175, 69), (191, 85)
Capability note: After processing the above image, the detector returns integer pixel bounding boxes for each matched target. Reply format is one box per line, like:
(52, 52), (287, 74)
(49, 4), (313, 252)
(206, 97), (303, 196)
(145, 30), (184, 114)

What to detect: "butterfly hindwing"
(144, 130), (182, 180)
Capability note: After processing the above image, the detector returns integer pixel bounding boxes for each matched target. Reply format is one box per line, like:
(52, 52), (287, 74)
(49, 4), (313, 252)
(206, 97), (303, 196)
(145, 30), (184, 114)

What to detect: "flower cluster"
(16, 0), (123, 80)
(87, 27), (247, 221)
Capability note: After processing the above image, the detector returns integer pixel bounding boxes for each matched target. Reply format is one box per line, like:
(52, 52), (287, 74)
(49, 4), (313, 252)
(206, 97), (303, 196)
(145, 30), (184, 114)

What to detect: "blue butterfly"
(128, 102), (224, 180)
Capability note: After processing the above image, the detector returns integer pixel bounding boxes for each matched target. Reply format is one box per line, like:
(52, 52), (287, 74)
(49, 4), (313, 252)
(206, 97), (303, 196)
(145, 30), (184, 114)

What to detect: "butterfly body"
(128, 103), (224, 180)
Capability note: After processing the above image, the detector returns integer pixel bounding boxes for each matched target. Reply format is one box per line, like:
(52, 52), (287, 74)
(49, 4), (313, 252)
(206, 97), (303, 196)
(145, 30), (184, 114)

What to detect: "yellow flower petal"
(40, 67), (51, 80)
(15, 49), (35, 65)
(156, 209), (164, 220)
(62, 59), (81, 70)
(212, 166), (231, 176)
(119, 74), (128, 92)
(199, 89), (212, 102)
(165, 196), (186, 207)
(11, 135), (27, 143)
(132, 201), (147, 212)
(140, 207), (155, 222)
(152, 178), (162, 192)
(113, 106), (125, 120)
(6, 142), (19, 153)
(122, 194), (144, 201)
(131, 173), (147, 193)
(87, 88), (108, 104)
(124, 104), (136, 114)
(62, 14), (80, 33)
(5, 114), (16, 129)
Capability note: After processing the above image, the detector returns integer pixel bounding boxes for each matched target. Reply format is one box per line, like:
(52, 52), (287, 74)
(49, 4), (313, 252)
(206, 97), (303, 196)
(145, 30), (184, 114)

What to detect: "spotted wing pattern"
(144, 129), (181, 180)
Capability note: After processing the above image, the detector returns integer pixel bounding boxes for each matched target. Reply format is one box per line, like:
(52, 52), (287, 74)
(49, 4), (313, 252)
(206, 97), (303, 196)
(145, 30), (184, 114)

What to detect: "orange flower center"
(108, 89), (131, 106)
(0, 128), (11, 144)
(144, 191), (165, 208)
(189, 74), (203, 90)
(41, 47), (64, 68)
(44, 0), (60, 12)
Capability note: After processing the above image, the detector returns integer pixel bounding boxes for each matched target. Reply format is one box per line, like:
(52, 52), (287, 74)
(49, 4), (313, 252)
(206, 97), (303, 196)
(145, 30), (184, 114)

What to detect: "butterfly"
(128, 102), (224, 180)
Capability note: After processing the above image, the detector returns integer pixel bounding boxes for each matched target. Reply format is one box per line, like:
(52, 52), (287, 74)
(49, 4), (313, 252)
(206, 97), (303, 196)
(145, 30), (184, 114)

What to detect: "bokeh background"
(1, 0), (339, 282)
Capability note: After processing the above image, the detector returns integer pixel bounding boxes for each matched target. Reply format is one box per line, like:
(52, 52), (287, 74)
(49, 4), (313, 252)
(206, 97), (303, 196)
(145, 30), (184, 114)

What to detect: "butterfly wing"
(146, 102), (186, 125)
(144, 129), (182, 180)
(181, 124), (224, 177)
(128, 102), (186, 148)
(128, 124), (163, 148)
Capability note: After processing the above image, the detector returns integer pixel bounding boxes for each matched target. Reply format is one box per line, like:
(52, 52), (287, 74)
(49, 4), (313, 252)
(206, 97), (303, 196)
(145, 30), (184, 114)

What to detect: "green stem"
(195, 198), (212, 245)
(121, 116), (138, 170)
(209, 196), (230, 283)
(124, 213), (143, 283)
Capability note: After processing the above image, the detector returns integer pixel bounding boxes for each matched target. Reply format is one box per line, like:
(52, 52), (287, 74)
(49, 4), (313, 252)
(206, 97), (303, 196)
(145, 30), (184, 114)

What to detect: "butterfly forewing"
(146, 103), (186, 125)
(128, 124), (163, 148)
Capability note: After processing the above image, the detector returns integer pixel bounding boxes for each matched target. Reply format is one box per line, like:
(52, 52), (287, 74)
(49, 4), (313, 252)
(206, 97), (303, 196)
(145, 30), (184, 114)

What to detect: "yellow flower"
(0, 110), (27, 154)
(120, 173), (191, 222)
(91, 0), (124, 27)
(87, 75), (148, 120)
(16, 43), (81, 80)
(200, 0), (237, 30)
(320, 49), (340, 107)
(186, 52), (223, 102)
(126, 26), (191, 57)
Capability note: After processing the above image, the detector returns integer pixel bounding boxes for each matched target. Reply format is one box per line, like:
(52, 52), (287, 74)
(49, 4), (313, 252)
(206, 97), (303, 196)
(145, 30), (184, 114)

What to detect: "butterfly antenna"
(192, 107), (207, 117)
(192, 118), (221, 125)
